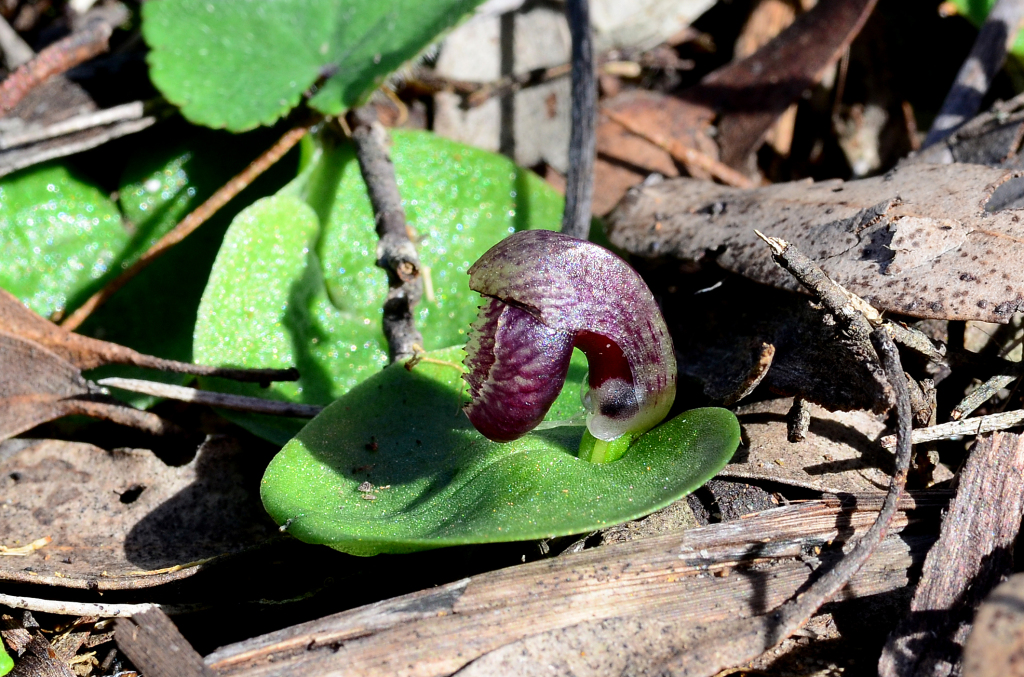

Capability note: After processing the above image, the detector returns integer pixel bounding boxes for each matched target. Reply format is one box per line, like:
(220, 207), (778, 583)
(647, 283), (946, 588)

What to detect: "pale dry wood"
(963, 573), (1024, 677)
(205, 494), (945, 676)
(880, 432), (1024, 676)
(880, 409), (1024, 449)
(115, 608), (213, 677)
(96, 378), (323, 418)
(606, 162), (1024, 323)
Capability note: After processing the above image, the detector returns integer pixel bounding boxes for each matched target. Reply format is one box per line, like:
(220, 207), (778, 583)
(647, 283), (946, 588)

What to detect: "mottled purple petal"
(464, 301), (575, 442)
(464, 230), (676, 442)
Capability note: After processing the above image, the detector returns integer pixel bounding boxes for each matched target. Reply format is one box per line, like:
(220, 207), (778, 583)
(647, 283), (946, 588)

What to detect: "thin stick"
(604, 108), (756, 189)
(97, 377), (323, 418)
(952, 373), (1020, 419)
(0, 101), (146, 149)
(923, 0), (1024, 147)
(0, 5), (127, 113)
(61, 124), (309, 331)
(693, 237), (913, 673)
(0, 15), (34, 68)
(561, 0), (596, 240)
(881, 409), (1024, 449)
(347, 106), (423, 362)
(0, 593), (187, 618)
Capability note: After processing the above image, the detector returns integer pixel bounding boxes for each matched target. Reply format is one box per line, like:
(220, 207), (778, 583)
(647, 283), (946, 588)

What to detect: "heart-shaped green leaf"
(194, 130), (564, 443)
(0, 163), (126, 318)
(0, 640), (12, 677)
(142, 0), (485, 131)
(261, 346), (741, 556)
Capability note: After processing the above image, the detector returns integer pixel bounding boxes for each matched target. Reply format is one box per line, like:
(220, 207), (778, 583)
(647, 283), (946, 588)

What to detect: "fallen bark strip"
(1, 287), (297, 382)
(606, 162), (1024, 323)
(0, 5), (127, 113)
(205, 494), (945, 676)
(880, 409), (1024, 449)
(116, 608), (213, 677)
(879, 431), (1024, 676)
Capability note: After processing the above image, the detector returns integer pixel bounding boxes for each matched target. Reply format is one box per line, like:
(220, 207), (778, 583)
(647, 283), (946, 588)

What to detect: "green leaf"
(80, 127), (302, 408)
(0, 163), (127, 318)
(142, 0), (485, 131)
(194, 130), (564, 443)
(0, 639), (11, 677)
(261, 347), (741, 556)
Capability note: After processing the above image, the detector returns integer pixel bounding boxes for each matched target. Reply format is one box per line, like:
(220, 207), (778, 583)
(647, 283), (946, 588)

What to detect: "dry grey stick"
(952, 373), (1020, 420)
(923, 0), (1024, 147)
(0, 100), (146, 149)
(561, 0), (596, 240)
(881, 409), (1024, 449)
(0, 593), (173, 618)
(96, 378), (323, 417)
(348, 107), (423, 362)
(659, 236), (914, 676)
(0, 15), (34, 69)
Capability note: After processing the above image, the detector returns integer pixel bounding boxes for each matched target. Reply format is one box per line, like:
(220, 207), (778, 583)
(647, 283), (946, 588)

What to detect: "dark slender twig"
(96, 377), (322, 417)
(61, 124), (310, 330)
(696, 235), (913, 672)
(347, 106), (423, 362)
(923, 0), (1024, 148)
(0, 4), (128, 113)
(561, 0), (596, 240)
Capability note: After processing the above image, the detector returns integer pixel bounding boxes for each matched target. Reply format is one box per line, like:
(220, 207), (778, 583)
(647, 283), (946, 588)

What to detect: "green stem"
(578, 429), (636, 464)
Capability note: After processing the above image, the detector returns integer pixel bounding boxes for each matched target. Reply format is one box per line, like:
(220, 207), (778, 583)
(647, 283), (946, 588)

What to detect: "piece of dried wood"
(879, 409), (1024, 449)
(607, 162), (1024, 323)
(879, 431), (1024, 677)
(0, 437), (278, 590)
(963, 572), (1024, 677)
(0, 287), (297, 382)
(116, 608), (213, 677)
(10, 634), (74, 677)
(204, 494), (944, 676)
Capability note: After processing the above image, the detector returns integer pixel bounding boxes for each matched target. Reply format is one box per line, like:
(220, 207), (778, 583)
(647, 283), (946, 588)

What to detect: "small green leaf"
(261, 347), (740, 556)
(194, 130), (564, 443)
(143, 0), (485, 131)
(0, 639), (11, 677)
(0, 163), (126, 318)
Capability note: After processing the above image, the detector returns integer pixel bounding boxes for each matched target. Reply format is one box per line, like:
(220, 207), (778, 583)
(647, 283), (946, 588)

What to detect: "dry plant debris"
(963, 571), (1024, 677)
(0, 437), (277, 590)
(608, 162), (1024, 323)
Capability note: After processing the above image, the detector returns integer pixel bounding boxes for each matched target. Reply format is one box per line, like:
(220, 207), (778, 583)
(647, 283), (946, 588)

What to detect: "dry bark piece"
(879, 431), (1024, 677)
(206, 494), (942, 676)
(115, 608), (213, 677)
(0, 330), (184, 441)
(963, 572), (1024, 677)
(0, 437), (278, 590)
(0, 287), (297, 382)
(608, 162), (1024, 323)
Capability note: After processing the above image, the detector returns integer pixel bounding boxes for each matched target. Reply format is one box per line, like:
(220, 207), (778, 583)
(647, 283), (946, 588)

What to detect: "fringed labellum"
(463, 230), (676, 462)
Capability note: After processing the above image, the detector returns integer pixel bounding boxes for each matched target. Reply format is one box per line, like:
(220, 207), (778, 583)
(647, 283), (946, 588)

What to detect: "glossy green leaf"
(142, 0), (484, 131)
(80, 127), (302, 408)
(0, 639), (12, 677)
(0, 163), (126, 318)
(261, 347), (741, 556)
(194, 130), (564, 443)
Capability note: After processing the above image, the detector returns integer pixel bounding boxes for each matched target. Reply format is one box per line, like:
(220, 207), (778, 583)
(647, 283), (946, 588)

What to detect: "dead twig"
(96, 377), (323, 418)
(604, 108), (756, 188)
(881, 409), (1024, 449)
(61, 123), (310, 331)
(924, 0), (1024, 147)
(347, 106), (423, 362)
(0, 5), (127, 113)
(952, 373), (1020, 419)
(668, 234), (912, 676)
(0, 100), (147, 149)
(561, 0), (596, 239)
(0, 594), (183, 619)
